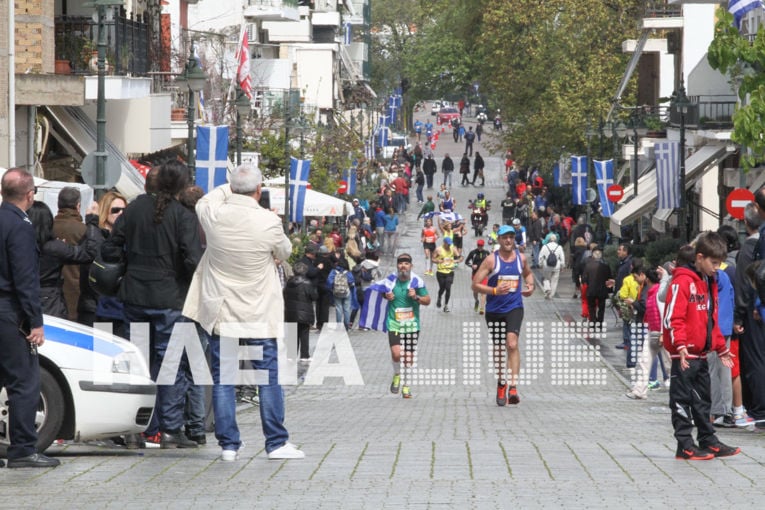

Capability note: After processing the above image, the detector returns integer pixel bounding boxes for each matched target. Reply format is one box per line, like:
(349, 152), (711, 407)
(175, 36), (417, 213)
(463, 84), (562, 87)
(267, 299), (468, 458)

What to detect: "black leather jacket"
(40, 213), (100, 288)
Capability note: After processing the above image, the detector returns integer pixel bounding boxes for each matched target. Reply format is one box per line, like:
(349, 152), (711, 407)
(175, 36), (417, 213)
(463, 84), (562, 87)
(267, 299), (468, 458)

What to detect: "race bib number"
(499, 274), (520, 293)
(395, 307), (415, 323)
(425, 235), (435, 243)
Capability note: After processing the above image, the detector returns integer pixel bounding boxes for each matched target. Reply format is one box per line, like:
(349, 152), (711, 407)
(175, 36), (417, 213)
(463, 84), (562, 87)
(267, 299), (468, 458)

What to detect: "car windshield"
(441, 107), (458, 113)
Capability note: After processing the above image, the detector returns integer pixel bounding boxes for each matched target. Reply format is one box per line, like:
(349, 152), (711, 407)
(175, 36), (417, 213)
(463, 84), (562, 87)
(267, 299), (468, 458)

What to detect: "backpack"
(545, 243), (558, 268)
(332, 270), (351, 298)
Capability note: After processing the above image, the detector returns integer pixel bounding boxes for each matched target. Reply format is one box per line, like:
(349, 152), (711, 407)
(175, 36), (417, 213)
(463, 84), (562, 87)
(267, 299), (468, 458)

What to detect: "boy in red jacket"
(663, 232), (740, 460)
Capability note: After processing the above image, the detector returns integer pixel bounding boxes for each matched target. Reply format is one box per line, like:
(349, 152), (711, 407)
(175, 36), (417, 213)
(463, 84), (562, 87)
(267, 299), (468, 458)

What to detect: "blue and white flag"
(593, 159), (614, 218)
(365, 136), (375, 160)
(345, 164), (357, 196)
(729, 0), (765, 29)
(378, 114), (390, 127)
(343, 22), (352, 45)
(571, 155), (588, 205)
(359, 273), (426, 332)
(195, 125), (229, 193)
(422, 211), (464, 223)
(378, 127), (389, 148)
(289, 157), (311, 223)
(552, 162), (560, 188)
(655, 141), (681, 209)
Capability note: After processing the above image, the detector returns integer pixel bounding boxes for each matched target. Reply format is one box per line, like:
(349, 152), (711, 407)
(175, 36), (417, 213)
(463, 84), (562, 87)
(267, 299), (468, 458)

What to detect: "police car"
(0, 316), (155, 455)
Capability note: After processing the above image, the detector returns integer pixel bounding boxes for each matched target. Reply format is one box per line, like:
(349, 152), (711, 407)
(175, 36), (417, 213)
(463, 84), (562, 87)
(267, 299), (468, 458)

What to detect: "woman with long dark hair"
(27, 201), (99, 317)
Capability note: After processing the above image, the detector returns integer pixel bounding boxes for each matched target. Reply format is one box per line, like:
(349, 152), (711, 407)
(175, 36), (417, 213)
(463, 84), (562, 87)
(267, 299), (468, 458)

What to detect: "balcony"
(244, 0), (300, 21)
(55, 15), (151, 77)
(668, 97), (736, 130)
(641, 0), (683, 29)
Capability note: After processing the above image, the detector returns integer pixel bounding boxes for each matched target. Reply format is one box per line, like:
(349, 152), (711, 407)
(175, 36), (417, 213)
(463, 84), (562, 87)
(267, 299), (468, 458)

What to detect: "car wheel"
(0, 367), (66, 456)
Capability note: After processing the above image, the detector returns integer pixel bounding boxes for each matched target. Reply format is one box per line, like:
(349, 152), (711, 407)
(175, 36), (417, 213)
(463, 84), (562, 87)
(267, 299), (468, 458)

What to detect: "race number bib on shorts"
(499, 274), (520, 293)
(395, 307), (415, 323)
(425, 236), (435, 243)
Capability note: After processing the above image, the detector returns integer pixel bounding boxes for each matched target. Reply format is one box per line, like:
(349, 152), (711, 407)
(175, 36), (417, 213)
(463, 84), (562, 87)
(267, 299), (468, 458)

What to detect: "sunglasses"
(110, 207), (125, 214)
(29, 186), (38, 194)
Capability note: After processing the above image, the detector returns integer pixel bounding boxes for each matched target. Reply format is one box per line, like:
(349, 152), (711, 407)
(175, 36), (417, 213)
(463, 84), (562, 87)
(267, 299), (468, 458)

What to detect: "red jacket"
(662, 266), (729, 359)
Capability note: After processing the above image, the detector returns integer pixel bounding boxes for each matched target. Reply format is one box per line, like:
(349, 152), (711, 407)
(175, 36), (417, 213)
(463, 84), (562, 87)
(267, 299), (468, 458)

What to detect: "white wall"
(296, 47), (334, 110)
(683, 4), (731, 96)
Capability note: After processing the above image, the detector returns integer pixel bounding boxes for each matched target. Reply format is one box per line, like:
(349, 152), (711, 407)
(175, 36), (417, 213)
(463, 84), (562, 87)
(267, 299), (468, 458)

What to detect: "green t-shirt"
(386, 279), (429, 333)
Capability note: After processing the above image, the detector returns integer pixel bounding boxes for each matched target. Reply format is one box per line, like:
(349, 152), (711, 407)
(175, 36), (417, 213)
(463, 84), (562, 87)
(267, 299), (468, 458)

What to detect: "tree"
(708, 7), (765, 170)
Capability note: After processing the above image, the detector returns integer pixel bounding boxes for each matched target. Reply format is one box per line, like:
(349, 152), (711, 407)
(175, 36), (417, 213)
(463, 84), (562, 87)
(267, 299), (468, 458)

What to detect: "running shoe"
(402, 386), (412, 399)
(474, 299), (479, 312)
(390, 374), (401, 394)
(479, 308), (485, 315)
(496, 384), (507, 407)
(436, 298), (442, 308)
(703, 442), (741, 458)
(647, 380), (661, 390)
(734, 413), (755, 428)
(143, 432), (161, 449)
(443, 305), (450, 312)
(507, 386), (520, 405)
(675, 445), (714, 460)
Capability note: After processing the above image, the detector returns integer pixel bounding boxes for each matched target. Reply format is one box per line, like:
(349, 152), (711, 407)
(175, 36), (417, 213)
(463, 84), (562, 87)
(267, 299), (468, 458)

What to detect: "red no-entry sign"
(726, 188), (754, 220)
(606, 184), (624, 203)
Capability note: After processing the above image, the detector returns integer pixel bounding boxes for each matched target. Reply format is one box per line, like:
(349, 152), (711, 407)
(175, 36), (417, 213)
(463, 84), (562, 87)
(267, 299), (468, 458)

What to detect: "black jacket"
(582, 258), (613, 298)
(284, 275), (317, 324)
(460, 156), (471, 174)
(101, 194), (202, 310)
(442, 157), (454, 173)
(423, 158), (437, 176)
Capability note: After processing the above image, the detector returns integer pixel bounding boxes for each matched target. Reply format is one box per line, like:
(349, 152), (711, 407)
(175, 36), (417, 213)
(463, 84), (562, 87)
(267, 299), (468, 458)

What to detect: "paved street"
(3, 110), (765, 508)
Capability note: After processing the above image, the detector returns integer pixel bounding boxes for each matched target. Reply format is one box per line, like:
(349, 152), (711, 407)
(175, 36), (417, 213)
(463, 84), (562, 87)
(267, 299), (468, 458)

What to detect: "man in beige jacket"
(183, 164), (304, 461)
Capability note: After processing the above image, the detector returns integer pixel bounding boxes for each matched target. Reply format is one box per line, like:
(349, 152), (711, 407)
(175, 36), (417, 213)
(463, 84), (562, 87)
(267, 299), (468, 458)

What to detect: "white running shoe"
(221, 449), (239, 462)
(268, 442), (305, 460)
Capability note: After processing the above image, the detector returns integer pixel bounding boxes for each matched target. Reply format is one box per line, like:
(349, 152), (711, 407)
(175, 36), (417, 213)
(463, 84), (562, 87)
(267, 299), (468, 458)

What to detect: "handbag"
(88, 253), (126, 297)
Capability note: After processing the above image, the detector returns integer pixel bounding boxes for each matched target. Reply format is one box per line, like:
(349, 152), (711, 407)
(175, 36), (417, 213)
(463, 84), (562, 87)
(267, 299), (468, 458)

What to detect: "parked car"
(381, 133), (412, 159)
(0, 315), (156, 455)
(437, 106), (461, 125)
(430, 100), (442, 116)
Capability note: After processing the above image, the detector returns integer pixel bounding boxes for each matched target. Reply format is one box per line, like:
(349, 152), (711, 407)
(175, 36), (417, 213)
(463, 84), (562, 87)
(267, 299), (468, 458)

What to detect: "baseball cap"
(512, 218), (521, 226)
(477, 239), (485, 246)
(497, 225), (516, 236)
(444, 237), (453, 245)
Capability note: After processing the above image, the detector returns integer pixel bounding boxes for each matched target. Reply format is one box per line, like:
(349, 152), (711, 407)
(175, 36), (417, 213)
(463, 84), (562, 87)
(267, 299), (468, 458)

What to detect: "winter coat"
(283, 274), (317, 324)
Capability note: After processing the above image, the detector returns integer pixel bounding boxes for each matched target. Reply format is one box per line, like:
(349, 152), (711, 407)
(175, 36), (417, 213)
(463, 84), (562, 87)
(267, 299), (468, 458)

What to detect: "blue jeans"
(209, 336), (289, 453)
(185, 325), (209, 436)
(443, 171), (453, 187)
(416, 184), (424, 203)
(335, 296), (352, 327)
(532, 242), (541, 267)
(123, 305), (191, 435)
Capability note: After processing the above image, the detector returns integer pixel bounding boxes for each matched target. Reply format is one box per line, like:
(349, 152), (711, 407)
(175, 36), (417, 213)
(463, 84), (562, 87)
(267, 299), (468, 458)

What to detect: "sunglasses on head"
(110, 207), (125, 214)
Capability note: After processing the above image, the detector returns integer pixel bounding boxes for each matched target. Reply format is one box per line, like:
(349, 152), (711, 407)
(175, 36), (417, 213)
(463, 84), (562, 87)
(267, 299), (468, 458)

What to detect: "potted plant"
(643, 114), (666, 136)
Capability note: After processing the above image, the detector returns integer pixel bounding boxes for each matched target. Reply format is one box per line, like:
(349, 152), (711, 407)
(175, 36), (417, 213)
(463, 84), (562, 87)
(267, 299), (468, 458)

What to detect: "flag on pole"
(359, 273), (426, 332)
(235, 27), (253, 99)
(559, 154), (572, 185)
(289, 157), (311, 223)
(377, 127), (389, 148)
(345, 165), (357, 196)
(593, 159), (615, 217)
(728, 0), (765, 29)
(195, 125), (229, 193)
(655, 141), (681, 209)
(365, 137), (374, 160)
(344, 22), (352, 45)
(552, 162), (560, 187)
(571, 155), (588, 205)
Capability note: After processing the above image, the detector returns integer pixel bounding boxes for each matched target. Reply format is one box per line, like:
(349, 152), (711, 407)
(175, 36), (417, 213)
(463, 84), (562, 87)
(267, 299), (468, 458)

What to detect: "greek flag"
(729, 0), (765, 29)
(344, 22), (352, 45)
(345, 164), (357, 196)
(571, 155), (588, 205)
(594, 159), (614, 217)
(378, 127), (389, 148)
(422, 211), (463, 223)
(359, 273), (426, 332)
(195, 125), (229, 193)
(365, 136), (375, 160)
(655, 141), (681, 209)
(289, 157), (311, 223)
(379, 114), (390, 127)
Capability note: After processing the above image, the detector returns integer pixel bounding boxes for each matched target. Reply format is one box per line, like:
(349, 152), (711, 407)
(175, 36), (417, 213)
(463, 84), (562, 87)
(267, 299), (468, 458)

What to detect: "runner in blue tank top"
(471, 225), (535, 406)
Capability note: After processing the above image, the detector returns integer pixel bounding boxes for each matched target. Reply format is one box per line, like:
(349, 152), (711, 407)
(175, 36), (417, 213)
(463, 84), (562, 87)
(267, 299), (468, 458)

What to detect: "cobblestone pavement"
(3, 111), (764, 509)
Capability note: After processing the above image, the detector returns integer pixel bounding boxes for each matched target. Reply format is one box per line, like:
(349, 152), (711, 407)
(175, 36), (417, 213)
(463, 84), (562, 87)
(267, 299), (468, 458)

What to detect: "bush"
(643, 237), (683, 267)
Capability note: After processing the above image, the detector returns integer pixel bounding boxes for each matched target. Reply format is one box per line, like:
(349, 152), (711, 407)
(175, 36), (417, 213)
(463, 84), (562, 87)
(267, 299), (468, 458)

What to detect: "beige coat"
(183, 184), (292, 338)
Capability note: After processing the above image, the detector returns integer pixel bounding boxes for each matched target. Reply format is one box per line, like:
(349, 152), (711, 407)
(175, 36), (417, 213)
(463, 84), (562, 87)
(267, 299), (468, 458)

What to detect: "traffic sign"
(586, 188), (597, 203)
(337, 180), (348, 194)
(606, 184), (624, 203)
(80, 151), (122, 190)
(726, 188), (754, 220)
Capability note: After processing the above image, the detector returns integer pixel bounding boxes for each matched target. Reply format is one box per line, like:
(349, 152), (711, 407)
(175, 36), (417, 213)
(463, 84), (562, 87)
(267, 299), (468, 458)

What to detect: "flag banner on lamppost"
(728, 0), (765, 29)
(594, 159), (615, 217)
(559, 154), (572, 185)
(378, 114), (390, 127)
(235, 27), (253, 99)
(345, 165), (357, 196)
(378, 127), (389, 148)
(655, 141), (681, 209)
(289, 157), (311, 223)
(344, 22), (352, 45)
(571, 155), (588, 205)
(195, 125), (229, 193)
(365, 137), (375, 160)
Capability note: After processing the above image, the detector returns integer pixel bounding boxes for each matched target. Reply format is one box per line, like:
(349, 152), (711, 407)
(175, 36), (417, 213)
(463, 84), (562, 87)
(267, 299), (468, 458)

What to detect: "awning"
(651, 208), (674, 233)
(609, 144), (728, 237)
(263, 184), (354, 217)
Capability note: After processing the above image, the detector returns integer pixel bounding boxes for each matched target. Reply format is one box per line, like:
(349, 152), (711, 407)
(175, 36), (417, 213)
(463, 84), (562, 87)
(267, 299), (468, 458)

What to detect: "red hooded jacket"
(662, 265), (729, 359)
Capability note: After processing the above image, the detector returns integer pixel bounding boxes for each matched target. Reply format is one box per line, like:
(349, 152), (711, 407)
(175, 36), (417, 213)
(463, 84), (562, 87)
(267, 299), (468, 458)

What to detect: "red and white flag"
(235, 28), (252, 99)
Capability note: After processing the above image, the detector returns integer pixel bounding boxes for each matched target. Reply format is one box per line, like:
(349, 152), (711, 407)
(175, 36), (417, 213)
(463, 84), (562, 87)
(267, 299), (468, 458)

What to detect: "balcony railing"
(55, 15), (151, 76)
(668, 97), (736, 130)
(644, 0), (682, 18)
(247, 0), (299, 7)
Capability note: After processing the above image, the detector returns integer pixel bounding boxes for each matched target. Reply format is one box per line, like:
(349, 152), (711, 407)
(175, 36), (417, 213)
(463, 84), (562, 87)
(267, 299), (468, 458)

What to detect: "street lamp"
(672, 80), (692, 241)
(585, 119), (599, 224)
(235, 89), (251, 166)
(181, 42), (207, 179)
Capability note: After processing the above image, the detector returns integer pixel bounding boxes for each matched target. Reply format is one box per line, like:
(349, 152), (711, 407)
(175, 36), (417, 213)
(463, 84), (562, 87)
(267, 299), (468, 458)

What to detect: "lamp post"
(673, 81), (692, 241)
(585, 119), (598, 225)
(235, 89), (251, 166)
(182, 42), (207, 179)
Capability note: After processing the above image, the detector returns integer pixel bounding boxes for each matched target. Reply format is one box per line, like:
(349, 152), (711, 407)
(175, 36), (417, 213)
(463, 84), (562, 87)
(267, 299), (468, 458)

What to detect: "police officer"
(0, 168), (60, 468)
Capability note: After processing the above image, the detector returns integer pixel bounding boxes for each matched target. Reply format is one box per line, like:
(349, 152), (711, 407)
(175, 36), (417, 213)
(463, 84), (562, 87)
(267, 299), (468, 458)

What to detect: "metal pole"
(236, 109), (242, 166)
(680, 109), (688, 241)
(95, 3), (108, 199)
(632, 120), (639, 197)
(585, 127), (592, 225)
(283, 90), (291, 234)
(187, 86), (196, 178)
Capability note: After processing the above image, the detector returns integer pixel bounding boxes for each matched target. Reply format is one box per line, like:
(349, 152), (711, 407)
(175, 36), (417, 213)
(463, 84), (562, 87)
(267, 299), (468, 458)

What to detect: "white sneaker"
(221, 449), (239, 461)
(268, 442), (305, 460)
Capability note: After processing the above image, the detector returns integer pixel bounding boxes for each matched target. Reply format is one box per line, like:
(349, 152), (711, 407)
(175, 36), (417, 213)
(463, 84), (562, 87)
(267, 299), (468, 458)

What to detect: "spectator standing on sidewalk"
(423, 154), (437, 189)
(472, 225), (535, 407)
(581, 247), (613, 329)
(459, 153), (471, 187)
(626, 268), (664, 400)
(383, 208), (399, 257)
(183, 164), (305, 461)
(663, 232), (740, 460)
(52, 187), (87, 320)
(284, 261), (317, 361)
(464, 126), (476, 157)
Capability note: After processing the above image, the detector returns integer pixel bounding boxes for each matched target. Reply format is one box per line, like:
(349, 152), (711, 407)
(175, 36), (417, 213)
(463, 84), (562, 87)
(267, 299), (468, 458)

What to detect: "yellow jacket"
(618, 274), (639, 301)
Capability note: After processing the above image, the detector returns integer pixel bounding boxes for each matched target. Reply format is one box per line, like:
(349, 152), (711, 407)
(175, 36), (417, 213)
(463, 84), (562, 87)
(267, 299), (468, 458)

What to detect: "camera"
(258, 188), (271, 210)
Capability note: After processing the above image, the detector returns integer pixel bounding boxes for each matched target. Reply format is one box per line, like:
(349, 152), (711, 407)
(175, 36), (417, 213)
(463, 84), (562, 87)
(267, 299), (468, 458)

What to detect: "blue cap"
(497, 225), (516, 236)
(444, 237), (453, 245)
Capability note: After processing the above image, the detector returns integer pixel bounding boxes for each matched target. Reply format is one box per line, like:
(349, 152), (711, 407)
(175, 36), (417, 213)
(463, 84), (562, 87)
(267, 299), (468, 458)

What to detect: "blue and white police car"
(0, 316), (155, 455)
